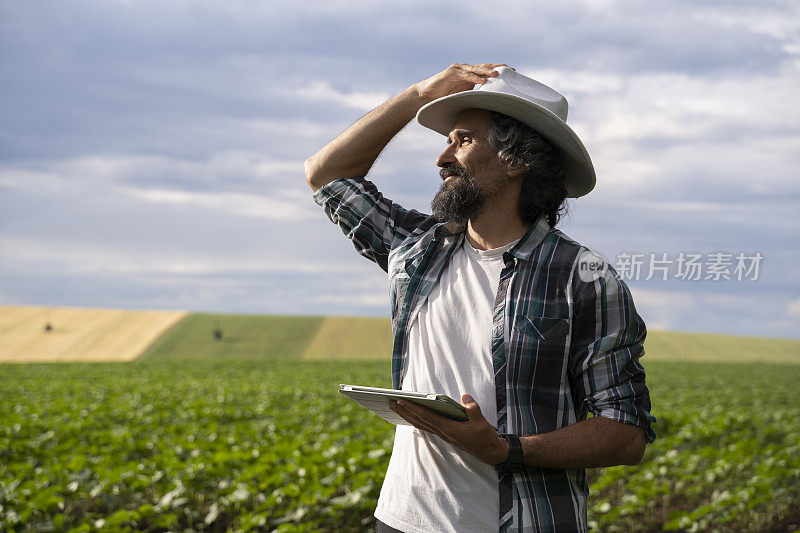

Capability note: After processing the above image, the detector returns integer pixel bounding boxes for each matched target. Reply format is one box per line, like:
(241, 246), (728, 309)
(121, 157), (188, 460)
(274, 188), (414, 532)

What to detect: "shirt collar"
(507, 213), (551, 261)
(433, 220), (466, 240)
(432, 213), (551, 261)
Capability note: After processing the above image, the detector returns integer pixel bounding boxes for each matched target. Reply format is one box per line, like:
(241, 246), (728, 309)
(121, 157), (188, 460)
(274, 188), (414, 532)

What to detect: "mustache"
(439, 164), (468, 181)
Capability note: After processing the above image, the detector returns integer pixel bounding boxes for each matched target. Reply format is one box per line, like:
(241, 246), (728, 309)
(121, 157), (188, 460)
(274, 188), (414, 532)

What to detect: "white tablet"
(338, 384), (468, 425)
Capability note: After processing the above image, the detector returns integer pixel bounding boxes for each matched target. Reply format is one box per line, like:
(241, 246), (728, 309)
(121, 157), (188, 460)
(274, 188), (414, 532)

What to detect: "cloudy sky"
(1, 0), (798, 339)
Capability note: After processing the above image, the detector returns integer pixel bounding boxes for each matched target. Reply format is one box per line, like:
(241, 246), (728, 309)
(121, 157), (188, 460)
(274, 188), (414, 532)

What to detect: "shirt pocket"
(511, 315), (572, 426)
(513, 315), (570, 341)
(512, 314), (571, 384)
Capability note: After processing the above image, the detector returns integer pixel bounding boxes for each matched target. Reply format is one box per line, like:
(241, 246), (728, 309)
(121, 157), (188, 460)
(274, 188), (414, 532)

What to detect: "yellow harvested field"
(0, 305), (187, 362)
(302, 316), (393, 360)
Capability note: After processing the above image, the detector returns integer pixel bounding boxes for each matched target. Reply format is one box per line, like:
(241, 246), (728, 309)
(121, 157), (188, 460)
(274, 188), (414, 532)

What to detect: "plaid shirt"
(313, 177), (656, 532)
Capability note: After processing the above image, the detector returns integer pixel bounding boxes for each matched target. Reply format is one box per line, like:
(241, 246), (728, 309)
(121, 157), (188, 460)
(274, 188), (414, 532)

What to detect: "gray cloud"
(1, 0), (798, 338)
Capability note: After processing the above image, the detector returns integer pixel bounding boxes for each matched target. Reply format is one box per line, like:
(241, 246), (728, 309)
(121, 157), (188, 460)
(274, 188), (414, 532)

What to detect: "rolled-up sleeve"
(313, 177), (434, 272)
(568, 258), (657, 443)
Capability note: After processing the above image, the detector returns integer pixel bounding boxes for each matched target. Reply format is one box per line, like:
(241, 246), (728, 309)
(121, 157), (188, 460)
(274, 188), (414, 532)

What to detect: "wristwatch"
(497, 433), (524, 475)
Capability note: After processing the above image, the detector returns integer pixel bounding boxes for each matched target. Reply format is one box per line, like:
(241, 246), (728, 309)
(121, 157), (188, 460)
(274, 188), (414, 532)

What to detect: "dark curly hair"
(486, 111), (569, 227)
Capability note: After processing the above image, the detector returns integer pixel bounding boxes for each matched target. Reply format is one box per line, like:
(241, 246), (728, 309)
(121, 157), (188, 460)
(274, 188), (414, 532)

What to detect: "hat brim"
(416, 91), (596, 198)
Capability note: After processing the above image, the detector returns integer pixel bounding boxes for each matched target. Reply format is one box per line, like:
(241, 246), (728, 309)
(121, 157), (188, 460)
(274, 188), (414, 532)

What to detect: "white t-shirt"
(374, 236), (519, 533)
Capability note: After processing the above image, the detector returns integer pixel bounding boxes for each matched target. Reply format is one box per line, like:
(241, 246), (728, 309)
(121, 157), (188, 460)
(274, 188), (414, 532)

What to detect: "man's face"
(430, 109), (506, 223)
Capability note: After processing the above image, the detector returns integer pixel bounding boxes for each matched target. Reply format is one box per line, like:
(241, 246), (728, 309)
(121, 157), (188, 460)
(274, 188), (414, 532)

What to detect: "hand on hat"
(414, 62), (512, 103)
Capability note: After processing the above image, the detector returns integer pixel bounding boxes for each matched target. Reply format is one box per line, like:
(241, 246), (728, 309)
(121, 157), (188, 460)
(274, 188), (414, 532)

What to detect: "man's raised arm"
(304, 63), (508, 192)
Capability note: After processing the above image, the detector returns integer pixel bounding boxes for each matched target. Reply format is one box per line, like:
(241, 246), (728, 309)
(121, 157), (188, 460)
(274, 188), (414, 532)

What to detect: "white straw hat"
(416, 66), (595, 198)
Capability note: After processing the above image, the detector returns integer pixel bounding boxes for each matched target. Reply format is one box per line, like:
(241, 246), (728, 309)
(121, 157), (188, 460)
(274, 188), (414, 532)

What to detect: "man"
(305, 63), (656, 532)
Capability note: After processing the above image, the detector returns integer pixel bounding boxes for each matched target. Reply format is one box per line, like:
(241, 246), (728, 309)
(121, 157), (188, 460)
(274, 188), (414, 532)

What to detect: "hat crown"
(415, 66), (595, 197)
(476, 66), (569, 122)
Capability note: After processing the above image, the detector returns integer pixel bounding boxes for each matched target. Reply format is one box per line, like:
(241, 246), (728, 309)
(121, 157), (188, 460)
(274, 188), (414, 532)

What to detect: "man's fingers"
(461, 393), (486, 423)
(394, 399), (447, 426)
(390, 401), (430, 429)
(450, 65), (487, 82)
(451, 63), (513, 86)
(401, 410), (447, 439)
(416, 420), (448, 439)
(466, 73), (489, 84)
(395, 399), (444, 420)
(390, 399), (431, 425)
(391, 400), (453, 440)
(482, 62), (513, 70)
(398, 410), (438, 434)
(462, 62), (512, 74)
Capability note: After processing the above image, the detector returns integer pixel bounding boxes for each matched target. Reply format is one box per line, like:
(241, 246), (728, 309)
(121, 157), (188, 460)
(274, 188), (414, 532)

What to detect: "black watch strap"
(498, 433), (524, 475)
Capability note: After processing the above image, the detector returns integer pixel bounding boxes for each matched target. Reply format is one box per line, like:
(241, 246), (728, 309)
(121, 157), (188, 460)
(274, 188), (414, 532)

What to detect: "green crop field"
(139, 314), (394, 361)
(2, 358), (799, 532)
(139, 315), (326, 360)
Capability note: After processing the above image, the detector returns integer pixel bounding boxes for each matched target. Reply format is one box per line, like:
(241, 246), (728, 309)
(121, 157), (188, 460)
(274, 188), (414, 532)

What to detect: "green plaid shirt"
(314, 177), (656, 532)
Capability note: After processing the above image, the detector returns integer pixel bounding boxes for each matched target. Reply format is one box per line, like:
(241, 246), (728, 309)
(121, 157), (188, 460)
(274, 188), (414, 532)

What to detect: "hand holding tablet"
(338, 384), (468, 425)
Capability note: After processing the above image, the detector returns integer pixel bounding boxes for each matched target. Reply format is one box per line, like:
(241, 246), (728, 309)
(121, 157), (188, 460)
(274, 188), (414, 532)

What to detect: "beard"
(430, 164), (486, 224)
